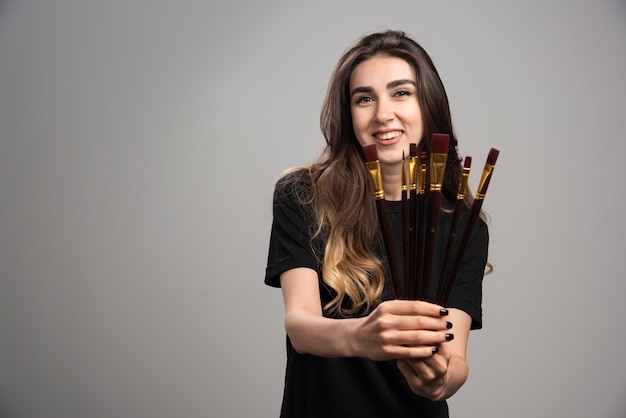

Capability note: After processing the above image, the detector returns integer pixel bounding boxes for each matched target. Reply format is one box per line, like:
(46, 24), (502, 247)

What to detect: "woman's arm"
(280, 267), (452, 360)
(396, 308), (471, 401)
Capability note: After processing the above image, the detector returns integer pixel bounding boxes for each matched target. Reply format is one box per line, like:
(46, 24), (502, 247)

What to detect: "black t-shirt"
(265, 172), (489, 418)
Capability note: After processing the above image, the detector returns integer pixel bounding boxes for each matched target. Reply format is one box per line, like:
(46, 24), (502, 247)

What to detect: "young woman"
(265, 30), (489, 418)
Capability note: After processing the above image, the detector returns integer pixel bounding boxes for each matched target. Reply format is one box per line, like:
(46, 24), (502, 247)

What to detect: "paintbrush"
(402, 153), (410, 298)
(362, 144), (402, 298)
(441, 148), (499, 306)
(436, 156), (472, 304)
(421, 133), (450, 301)
(414, 150), (428, 300)
(407, 143), (418, 299)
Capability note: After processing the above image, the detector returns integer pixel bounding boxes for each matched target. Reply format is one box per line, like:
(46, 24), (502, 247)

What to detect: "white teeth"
(375, 131), (401, 140)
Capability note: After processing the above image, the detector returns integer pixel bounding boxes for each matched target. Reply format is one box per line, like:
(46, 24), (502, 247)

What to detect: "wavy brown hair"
(288, 30), (467, 316)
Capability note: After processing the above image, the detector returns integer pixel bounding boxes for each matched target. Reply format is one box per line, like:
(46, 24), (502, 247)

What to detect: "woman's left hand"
(396, 340), (453, 401)
(396, 308), (471, 401)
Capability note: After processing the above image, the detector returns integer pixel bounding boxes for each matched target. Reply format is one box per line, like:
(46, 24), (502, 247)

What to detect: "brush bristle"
(487, 148), (500, 165)
(420, 151), (427, 164)
(464, 156), (472, 168)
(362, 144), (378, 162)
(410, 143), (418, 157)
(431, 134), (449, 154)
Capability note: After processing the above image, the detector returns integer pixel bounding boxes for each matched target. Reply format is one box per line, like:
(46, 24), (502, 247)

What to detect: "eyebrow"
(350, 79), (417, 97)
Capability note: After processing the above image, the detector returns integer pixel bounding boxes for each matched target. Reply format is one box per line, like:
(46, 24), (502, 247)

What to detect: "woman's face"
(349, 55), (423, 167)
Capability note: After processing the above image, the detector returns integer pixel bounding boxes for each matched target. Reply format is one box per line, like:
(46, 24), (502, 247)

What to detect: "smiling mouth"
(374, 130), (402, 140)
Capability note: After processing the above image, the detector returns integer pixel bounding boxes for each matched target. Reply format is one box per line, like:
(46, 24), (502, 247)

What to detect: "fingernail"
(439, 309), (449, 316)
(446, 321), (453, 329)
(432, 347), (439, 355)
(445, 333), (454, 341)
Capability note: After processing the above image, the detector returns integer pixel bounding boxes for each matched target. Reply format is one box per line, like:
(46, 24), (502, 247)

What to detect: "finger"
(382, 329), (454, 347)
(400, 351), (448, 379)
(384, 344), (441, 360)
(397, 358), (442, 385)
(392, 315), (454, 332)
(398, 355), (448, 385)
(378, 299), (449, 318)
(399, 358), (438, 382)
(432, 338), (452, 362)
(397, 358), (428, 382)
(420, 348), (449, 372)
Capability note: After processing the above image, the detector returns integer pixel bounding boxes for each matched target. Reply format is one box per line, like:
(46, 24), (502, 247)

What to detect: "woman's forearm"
(284, 308), (359, 357)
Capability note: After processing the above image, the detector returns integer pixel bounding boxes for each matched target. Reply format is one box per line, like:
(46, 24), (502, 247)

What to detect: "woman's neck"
(381, 162), (403, 201)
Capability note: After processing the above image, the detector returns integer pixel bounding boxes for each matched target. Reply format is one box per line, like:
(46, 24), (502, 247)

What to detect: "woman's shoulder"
(274, 167), (314, 201)
(276, 166), (311, 185)
(272, 167), (320, 234)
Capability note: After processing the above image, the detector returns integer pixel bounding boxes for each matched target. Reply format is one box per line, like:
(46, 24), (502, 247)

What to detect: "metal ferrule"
(456, 166), (470, 200)
(366, 161), (385, 200)
(419, 162), (427, 194)
(476, 163), (495, 200)
(402, 159), (408, 192)
(429, 153), (448, 192)
(409, 156), (417, 192)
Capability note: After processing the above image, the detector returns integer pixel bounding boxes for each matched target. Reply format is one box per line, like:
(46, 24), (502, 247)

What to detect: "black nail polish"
(439, 309), (449, 316)
(432, 347), (439, 355)
(446, 321), (453, 329)
(445, 333), (454, 341)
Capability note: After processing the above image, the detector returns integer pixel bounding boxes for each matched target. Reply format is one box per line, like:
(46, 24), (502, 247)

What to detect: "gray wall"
(1, 1), (625, 417)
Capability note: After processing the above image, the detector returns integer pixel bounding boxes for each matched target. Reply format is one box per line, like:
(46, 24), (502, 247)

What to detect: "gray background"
(1, 1), (625, 417)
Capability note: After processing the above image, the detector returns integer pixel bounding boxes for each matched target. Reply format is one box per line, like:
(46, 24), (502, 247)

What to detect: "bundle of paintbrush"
(363, 134), (499, 304)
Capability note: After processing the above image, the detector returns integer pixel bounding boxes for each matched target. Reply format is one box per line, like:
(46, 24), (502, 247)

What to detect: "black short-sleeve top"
(264, 171), (489, 417)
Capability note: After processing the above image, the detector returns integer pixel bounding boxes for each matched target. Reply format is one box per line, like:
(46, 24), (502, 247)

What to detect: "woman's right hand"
(348, 299), (452, 361)
(280, 268), (452, 360)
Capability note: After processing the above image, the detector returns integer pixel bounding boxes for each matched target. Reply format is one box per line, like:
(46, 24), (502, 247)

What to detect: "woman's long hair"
(291, 30), (466, 316)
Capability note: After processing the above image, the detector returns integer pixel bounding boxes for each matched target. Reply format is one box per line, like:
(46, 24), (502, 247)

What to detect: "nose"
(374, 98), (394, 123)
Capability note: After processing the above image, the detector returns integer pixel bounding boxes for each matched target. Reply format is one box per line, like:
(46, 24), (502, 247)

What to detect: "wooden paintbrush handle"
(436, 199), (465, 304)
(441, 200), (483, 306)
(421, 191), (442, 301)
(376, 199), (401, 298)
